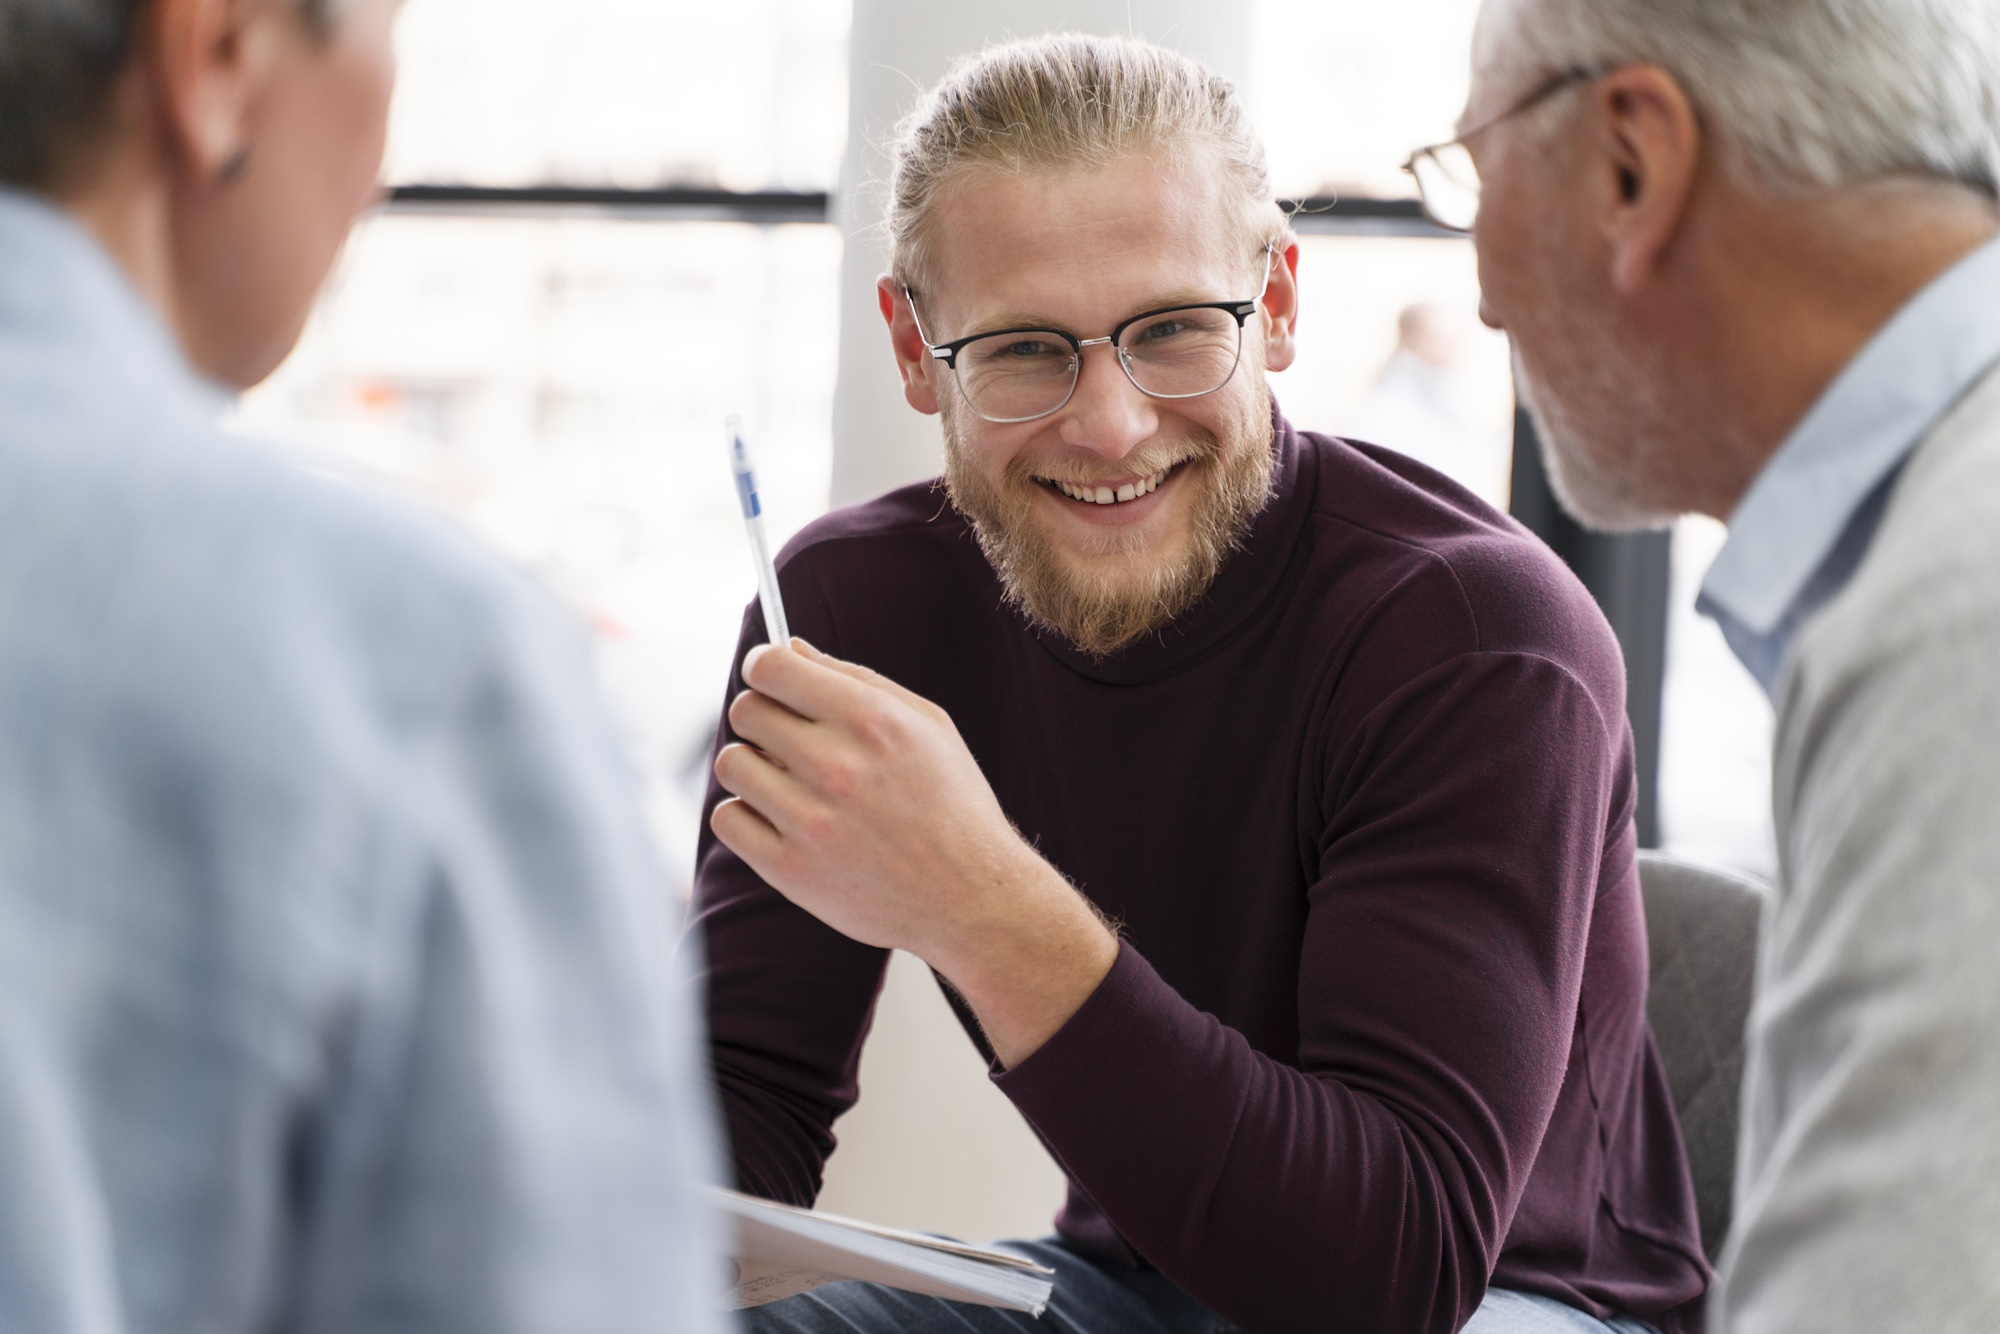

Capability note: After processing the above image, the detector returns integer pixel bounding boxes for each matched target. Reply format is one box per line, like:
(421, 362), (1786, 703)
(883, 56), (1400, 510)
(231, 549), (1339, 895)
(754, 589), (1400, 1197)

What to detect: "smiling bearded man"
(927, 148), (1282, 659)
(941, 378), (1274, 657)
(692, 33), (1711, 1334)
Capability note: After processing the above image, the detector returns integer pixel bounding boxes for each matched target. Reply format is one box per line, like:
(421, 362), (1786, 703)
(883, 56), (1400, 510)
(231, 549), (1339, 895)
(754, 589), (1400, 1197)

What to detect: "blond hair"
(886, 33), (1289, 292)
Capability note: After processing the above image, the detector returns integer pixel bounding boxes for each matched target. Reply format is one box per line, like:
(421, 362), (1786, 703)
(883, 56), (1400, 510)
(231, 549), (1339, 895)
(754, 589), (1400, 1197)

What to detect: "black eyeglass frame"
(903, 244), (1277, 425)
(1402, 64), (1606, 234)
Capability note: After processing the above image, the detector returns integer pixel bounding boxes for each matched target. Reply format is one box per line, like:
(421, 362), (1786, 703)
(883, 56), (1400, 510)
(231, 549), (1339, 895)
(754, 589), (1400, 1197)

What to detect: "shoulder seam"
(1307, 511), (1486, 654)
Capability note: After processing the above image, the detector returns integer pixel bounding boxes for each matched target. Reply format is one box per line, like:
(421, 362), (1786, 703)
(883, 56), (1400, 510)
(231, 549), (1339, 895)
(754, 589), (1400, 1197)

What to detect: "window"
(236, 0), (850, 878)
(235, 0), (1767, 893)
(1259, 0), (1515, 503)
(385, 0), (848, 189)
(1255, 0), (1479, 199)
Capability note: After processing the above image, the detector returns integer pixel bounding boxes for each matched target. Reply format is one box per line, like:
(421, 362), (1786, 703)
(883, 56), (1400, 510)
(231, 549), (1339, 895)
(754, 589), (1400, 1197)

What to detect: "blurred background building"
(230, 0), (1775, 1245)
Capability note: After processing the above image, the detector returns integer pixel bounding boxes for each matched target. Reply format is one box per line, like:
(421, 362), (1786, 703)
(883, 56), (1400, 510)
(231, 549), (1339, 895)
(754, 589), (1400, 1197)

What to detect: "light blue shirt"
(1697, 235), (2000, 695)
(0, 189), (728, 1333)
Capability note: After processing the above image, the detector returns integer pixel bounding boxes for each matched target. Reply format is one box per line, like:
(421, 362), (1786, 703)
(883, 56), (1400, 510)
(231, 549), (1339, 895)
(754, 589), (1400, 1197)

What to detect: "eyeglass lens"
(953, 306), (1246, 423)
(1412, 142), (1480, 232)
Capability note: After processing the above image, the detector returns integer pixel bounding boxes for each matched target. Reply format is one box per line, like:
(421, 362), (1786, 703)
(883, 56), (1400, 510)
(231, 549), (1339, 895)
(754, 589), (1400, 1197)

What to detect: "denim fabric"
(1465, 1289), (1661, 1334)
(0, 188), (727, 1333)
(743, 1238), (1659, 1334)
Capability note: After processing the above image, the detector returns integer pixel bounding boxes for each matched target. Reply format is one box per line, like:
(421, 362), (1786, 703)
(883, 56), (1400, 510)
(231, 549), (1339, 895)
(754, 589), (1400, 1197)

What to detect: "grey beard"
(1513, 344), (1678, 534)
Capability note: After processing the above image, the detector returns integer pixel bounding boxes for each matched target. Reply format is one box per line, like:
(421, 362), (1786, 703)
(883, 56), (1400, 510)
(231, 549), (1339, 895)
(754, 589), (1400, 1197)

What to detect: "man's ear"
(1591, 65), (1702, 296)
(1259, 238), (1302, 373)
(877, 275), (942, 416)
(147, 0), (287, 183)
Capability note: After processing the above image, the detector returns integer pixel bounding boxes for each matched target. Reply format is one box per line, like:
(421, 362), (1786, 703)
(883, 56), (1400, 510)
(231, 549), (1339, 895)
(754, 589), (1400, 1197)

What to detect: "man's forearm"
(920, 849), (1120, 1069)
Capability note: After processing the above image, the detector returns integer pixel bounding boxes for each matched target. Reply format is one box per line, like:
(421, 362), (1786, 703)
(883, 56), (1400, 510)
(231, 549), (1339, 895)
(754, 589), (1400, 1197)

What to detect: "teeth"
(1045, 465), (1172, 504)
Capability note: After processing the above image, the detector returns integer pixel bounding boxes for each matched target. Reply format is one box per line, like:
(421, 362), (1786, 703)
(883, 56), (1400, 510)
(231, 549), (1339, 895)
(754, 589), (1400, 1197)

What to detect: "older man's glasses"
(1402, 65), (1604, 233)
(907, 248), (1275, 425)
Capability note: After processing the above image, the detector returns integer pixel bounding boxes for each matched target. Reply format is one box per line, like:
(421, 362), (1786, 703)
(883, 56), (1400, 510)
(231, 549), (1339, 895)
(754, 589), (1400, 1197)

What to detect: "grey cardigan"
(1716, 360), (2000, 1331)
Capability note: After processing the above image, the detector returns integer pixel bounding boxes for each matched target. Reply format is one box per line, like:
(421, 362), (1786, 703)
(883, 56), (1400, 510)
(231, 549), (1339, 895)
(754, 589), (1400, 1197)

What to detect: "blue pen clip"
(729, 427), (762, 518)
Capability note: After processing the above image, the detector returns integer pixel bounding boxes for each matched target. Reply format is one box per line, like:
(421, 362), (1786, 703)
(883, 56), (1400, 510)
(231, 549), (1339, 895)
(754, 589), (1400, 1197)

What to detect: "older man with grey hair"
(0, 0), (725, 1329)
(1442, 0), (2000, 1329)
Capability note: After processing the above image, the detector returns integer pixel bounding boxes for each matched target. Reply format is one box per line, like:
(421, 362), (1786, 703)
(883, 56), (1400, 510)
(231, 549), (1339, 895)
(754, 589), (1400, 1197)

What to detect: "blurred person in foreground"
(0, 0), (725, 1329)
(1451, 0), (2000, 1329)
(695, 34), (1708, 1334)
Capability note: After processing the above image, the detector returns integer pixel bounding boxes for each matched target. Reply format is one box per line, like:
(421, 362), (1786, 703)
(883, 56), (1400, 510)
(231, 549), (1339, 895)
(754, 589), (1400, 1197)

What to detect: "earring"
(219, 146), (252, 185)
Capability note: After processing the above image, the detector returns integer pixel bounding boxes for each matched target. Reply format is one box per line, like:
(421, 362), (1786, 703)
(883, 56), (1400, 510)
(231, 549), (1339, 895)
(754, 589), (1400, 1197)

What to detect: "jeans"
(740, 1238), (1664, 1334)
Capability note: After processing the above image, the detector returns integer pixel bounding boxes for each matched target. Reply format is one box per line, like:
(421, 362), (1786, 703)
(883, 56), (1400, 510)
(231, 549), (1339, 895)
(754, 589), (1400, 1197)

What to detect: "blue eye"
(965, 334), (1071, 367)
(1132, 319), (1192, 345)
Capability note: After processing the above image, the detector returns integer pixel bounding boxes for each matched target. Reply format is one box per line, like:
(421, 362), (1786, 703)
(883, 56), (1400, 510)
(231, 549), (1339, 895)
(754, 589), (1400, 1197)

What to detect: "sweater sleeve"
(688, 582), (892, 1206)
(995, 649), (1624, 1334)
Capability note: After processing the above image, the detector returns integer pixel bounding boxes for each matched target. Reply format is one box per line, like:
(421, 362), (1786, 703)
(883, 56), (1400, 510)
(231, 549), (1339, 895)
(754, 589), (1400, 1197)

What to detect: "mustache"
(1007, 434), (1220, 489)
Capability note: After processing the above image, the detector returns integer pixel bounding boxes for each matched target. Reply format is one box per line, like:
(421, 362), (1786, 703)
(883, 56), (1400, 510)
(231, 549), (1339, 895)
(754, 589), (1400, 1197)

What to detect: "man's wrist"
(925, 851), (1120, 1069)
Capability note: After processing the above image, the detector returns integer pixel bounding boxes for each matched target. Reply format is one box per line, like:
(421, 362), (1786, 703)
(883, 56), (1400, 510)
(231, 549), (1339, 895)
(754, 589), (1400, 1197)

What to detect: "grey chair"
(1636, 849), (1770, 1262)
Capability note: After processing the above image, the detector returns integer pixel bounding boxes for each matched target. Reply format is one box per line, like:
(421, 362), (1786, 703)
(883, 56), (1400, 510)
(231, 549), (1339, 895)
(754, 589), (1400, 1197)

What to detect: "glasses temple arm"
(1251, 241), (1279, 318)
(902, 285), (951, 358)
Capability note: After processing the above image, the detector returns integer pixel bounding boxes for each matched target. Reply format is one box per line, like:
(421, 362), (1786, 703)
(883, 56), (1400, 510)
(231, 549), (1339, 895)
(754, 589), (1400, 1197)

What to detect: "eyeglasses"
(905, 246), (1276, 425)
(1402, 65), (1604, 233)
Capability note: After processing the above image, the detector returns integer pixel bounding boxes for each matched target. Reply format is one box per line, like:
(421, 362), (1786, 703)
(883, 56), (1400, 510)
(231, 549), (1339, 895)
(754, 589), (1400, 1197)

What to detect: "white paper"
(712, 1189), (1055, 1314)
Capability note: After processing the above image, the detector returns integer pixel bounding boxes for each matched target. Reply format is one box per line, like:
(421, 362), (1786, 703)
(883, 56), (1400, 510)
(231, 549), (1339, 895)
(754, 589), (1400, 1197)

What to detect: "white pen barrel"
(727, 417), (791, 649)
(748, 519), (790, 647)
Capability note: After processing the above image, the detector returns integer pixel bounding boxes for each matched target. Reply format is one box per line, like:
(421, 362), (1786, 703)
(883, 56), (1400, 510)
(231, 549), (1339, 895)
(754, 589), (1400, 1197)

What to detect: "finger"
(713, 742), (814, 834)
(730, 690), (875, 797)
(758, 639), (946, 723)
(709, 796), (787, 883)
(788, 637), (874, 680)
(727, 687), (815, 761)
(742, 640), (893, 725)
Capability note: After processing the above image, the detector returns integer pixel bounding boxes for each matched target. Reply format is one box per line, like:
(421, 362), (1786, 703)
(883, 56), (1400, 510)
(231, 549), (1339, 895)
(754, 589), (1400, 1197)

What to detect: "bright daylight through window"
(232, 0), (1772, 891)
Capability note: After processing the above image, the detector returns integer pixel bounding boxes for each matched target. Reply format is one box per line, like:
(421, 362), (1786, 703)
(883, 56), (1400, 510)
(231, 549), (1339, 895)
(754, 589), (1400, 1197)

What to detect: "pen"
(726, 415), (791, 649)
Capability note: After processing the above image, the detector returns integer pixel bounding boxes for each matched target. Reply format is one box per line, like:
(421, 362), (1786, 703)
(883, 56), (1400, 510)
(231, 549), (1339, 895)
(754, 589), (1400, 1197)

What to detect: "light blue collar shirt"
(1697, 235), (2000, 696)
(0, 187), (724, 1333)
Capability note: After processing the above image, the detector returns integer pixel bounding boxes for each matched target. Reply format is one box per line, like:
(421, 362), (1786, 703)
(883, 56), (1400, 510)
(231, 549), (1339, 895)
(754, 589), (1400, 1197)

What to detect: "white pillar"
(813, 0), (1255, 1243)
(827, 0), (1254, 506)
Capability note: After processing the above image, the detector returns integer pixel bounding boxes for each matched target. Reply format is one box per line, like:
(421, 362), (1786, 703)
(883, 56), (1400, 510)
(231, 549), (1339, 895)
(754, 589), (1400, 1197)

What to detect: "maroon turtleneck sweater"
(691, 408), (1710, 1334)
